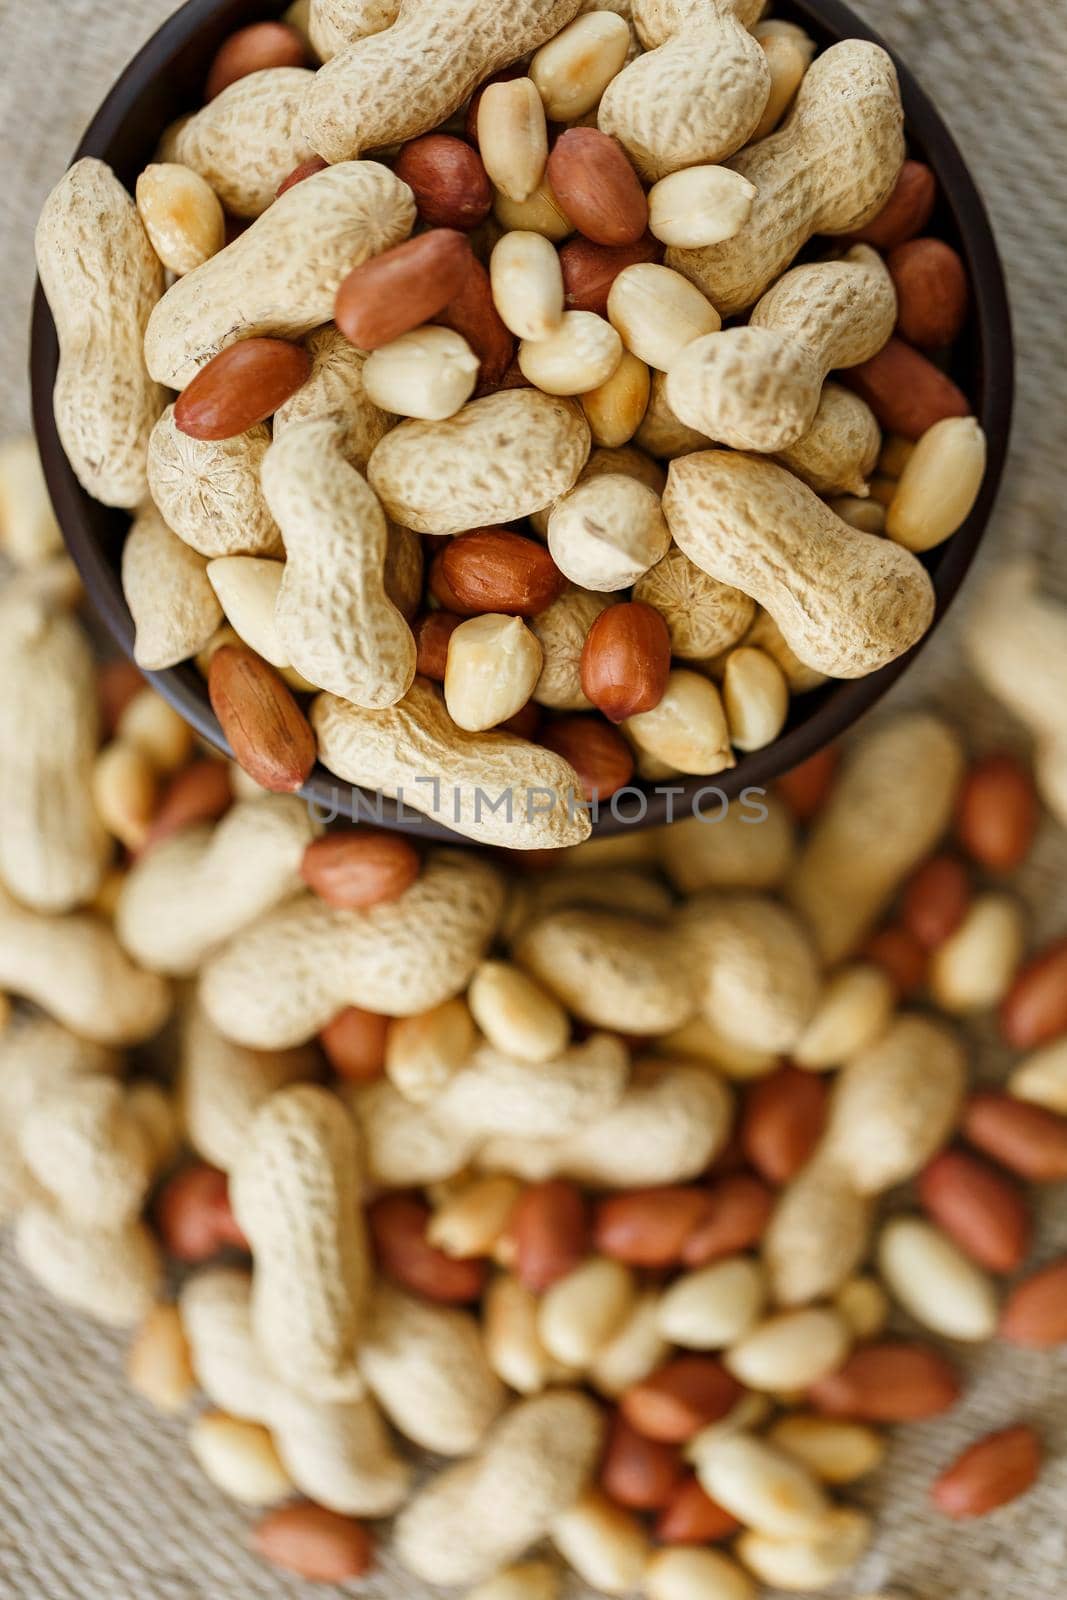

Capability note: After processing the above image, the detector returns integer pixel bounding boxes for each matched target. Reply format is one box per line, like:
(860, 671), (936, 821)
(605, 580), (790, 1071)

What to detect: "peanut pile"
(34, 1), (991, 847)
(2, 440), (1066, 1595)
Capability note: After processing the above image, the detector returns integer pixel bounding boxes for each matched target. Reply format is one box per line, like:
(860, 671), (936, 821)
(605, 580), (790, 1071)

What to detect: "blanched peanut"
(468, 961), (571, 1063)
(607, 265), (721, 373)
(735, 1508), (872, 1591)
(551, 1491), (650, 1596)
(929, 893), (1025, 1013)
(0, 437), (63, 569)
(207, 557), (296, 675)
(830, 495), (886, 534)
(539, 1256), (636, 1367)
(530, 13), (631, 121)
(363, 327), (480, 420)
(117, 690), (195, 775)
(767, 1415), (885, 1485)
(189, 1412), (293, 1505)
(479, 79), (549, 203)
(793, 965), (895, 1071)
(624, 670), (733, 776)
(833, 1276), (890, 1340)
(127, 1303), (196, 1414)
(428, 1174), (521, 1259)
(581, 352), (651, 448)
(692, 1432), (829, 1539)
(656, 1260), (765, 1351)
(136, 162), (225, 274)
(386, 998), (476, 1104)
(648, 167), (758, 250)
(445, 614), (544, 732)
(519, 311), (623, 396)
(590, 1291), (669, 1398)
(485, 1274), (573, 1395)
(490, 231), (565, 341)
(466, 1563), (560, 1600)
(887, 418), (988, 552)
(495, 178), (575, 242)
(1010, 1039), (1067, 1115)
(549, 474), (670, 591)
(722, 647), (789, 753)
(644, 1547), (756, 1600)
(750, 31), (814, 142)
(877, 1216), (998, 1341)
(724, 1309), (852, 1393)
(93, 741), (158, 851)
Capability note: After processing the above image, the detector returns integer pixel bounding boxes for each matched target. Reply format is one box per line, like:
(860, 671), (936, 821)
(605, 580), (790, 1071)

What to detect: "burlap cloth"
(2, 3), (1067, 1596)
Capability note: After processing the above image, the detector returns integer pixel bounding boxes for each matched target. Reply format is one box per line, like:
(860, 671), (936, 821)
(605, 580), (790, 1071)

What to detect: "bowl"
(31, 0), (1014, 842)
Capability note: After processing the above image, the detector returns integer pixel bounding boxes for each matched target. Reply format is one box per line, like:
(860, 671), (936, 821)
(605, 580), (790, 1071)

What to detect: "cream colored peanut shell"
(368, 389), (591, 535)
(624, 669), (734, 776)
(312, 683), (591, 850)
(608, 264), (721, 374)
(479, 78), (549, 204)
(530, 587), (616, 711)
(490, 230), (565, 342)
(666, 246), (897, 453)
(123, 503), (222, 671)
(145, 161), (416, 389)
(530, 12), (632, 120)
(648, 165), (758, 249)
(148, 406), (282, 559)
(171, 68), (317, 218)
(597, 0), (771, 182)
(273, 327), (394, 475)
(664, 452), (935, 680)
(262, 420), (417, 710)
(363, 327), (479, 421)
(444, 614), (544, 733)
(634, 547), (754, 663)
(887, 417), (987, 552)
(548, 473), (669, 591)
(776, 384), (881, 499)
(666, 41), (906, 316)
(35, 159), (166, 510)
(519, 312), (623, 397)
(302, 0), (588, 165)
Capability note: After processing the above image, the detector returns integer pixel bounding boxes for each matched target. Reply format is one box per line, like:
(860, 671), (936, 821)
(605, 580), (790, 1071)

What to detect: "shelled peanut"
(3, 651), (1065, 1592)
(31, 3), (992, 848)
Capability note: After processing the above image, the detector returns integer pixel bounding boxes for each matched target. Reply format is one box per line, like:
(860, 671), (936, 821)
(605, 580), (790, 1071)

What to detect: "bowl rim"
(30, 0), (1015, 842)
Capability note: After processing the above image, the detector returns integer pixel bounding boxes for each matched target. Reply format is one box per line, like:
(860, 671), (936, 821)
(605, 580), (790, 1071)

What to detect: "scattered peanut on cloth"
(0, 427), (1063, 1593)
(32, 1), (992, 846)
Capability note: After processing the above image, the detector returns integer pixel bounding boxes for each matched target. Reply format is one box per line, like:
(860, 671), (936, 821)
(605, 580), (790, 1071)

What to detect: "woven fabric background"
(1, 2), (1066, 1597)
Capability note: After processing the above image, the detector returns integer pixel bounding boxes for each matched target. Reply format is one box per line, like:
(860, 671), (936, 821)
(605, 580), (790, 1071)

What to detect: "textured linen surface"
(2, 2), (1067, 1597)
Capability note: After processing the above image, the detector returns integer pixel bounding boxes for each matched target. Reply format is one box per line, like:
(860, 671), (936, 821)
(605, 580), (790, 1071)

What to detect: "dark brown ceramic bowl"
(31, 0), (1013, 842)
